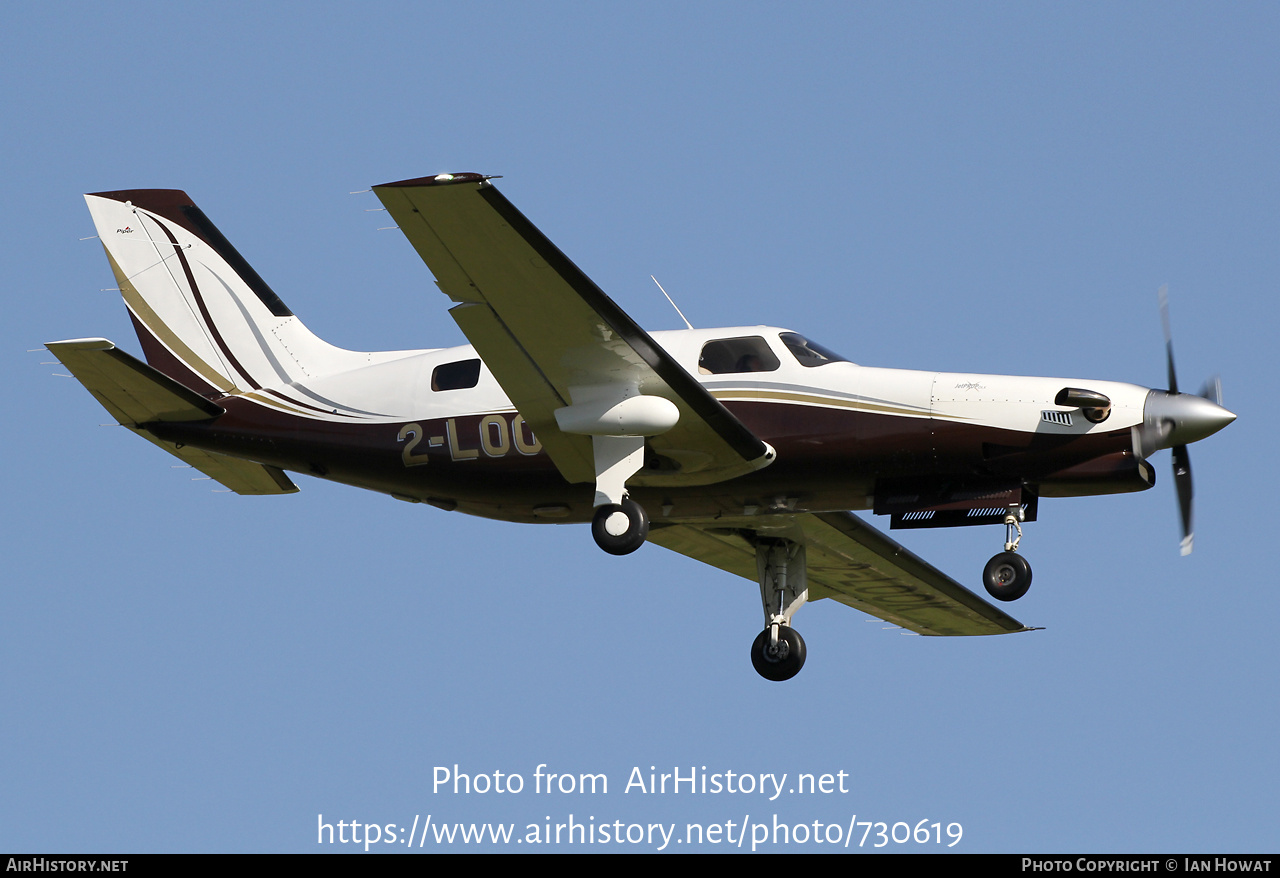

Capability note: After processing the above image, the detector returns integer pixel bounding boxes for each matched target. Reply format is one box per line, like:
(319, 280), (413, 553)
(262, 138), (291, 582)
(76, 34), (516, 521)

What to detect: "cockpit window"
(780, 332), (849, 367)
(698, 336), (781, 374)
(431, 358), (482, 391)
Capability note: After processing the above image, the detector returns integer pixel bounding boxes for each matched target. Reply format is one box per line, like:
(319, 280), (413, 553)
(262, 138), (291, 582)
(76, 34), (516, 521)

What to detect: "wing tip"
(374, 172), (494, 189)
(46, 337), (115, 352)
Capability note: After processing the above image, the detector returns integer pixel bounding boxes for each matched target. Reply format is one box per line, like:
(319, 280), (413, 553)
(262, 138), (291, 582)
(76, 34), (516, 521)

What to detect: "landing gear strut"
(983, 505), (1032, 601)
(751, 539), (809, 681)
(584, 430), (651, 556)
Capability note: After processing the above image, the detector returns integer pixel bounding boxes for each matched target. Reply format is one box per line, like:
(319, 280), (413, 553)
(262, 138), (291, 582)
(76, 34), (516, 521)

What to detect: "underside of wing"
(372, 174), (772, 487)
(649, 511), (1029, 636)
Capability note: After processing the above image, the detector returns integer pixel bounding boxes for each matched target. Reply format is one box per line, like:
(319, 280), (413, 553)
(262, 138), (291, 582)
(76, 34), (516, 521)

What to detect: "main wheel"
(983, 552), (1032, 602)
(750, 626), (807, 681)
(591, 498), (649, 555)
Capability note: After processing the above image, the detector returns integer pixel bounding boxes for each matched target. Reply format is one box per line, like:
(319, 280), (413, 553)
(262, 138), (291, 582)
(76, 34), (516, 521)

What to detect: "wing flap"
(373, 175), (772, 486)
(449, 302), (594, 482)
(649, 512), (1028, 636)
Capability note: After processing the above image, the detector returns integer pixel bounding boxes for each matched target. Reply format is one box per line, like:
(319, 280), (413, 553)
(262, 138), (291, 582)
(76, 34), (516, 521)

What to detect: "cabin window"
(698, 336), (781, 374)
(780, 332), (849, 367)
(431, 359), (482, 391)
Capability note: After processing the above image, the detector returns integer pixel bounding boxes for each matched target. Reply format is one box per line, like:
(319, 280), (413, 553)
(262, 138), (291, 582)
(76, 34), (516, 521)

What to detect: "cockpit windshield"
(780, 332), (850, 367)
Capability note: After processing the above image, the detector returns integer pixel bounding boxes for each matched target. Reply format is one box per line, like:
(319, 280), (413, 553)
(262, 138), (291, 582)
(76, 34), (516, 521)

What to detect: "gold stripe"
(242, 391), (313, 416)
(709, 388), (931, 418)
(107, 248), (240, 395)
(708, 387), (979, 422)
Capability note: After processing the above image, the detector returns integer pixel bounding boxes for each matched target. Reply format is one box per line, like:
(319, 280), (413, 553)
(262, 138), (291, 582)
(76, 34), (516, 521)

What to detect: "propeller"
(1130, 286), (1236, 555)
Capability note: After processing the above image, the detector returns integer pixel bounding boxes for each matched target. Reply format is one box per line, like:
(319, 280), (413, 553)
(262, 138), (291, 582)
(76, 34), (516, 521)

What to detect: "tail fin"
(85, 189), (358, 398)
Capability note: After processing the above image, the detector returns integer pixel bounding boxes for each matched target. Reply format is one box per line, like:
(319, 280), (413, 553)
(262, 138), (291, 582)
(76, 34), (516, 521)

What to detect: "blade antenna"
(652, 276), (694, 330)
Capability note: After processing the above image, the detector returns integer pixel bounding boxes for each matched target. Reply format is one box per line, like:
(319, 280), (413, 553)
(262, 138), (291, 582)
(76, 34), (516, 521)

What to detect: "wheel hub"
(604, 510), (630, 536)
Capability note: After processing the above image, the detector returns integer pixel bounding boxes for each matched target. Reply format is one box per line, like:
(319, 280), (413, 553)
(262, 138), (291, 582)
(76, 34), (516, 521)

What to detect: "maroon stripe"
(126, 310), (221, 397)
(260, 387), (350, 416)
(149, 215), (261, 391)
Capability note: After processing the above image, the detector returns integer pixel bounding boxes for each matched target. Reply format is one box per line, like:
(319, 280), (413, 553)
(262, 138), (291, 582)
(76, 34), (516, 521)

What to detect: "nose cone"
(1143, 390), (1237, 448)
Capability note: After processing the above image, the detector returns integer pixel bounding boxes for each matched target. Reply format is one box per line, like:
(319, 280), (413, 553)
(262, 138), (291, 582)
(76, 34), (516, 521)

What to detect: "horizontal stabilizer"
(134, 433), (300, 495)
(46, 338), (224, 425)
(47, 338), (298, 495)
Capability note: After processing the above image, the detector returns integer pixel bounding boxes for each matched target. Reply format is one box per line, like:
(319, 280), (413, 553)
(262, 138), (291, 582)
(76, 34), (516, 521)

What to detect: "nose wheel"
(983, 506), (1032, 601)
(983, 552), (1032, 601)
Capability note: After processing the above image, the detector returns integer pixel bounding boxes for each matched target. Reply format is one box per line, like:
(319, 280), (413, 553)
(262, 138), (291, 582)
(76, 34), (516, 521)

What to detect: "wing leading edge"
(649, 512), (1030, 636)
(373, 174), (773, 487)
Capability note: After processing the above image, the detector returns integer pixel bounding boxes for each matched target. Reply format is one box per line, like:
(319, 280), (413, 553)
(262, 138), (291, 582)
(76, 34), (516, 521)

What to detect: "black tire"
(591, 498), (649, 555)
(750, 626), (807, 681)
(983, 552), (1032, 602)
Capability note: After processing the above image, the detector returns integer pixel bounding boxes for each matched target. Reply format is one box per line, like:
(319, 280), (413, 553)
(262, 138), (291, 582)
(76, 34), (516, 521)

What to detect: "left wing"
(649, 512), (1029, 636)
(373, 174), (773, 487)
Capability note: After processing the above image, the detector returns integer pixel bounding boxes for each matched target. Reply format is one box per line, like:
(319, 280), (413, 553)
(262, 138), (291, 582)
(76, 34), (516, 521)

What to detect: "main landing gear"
(586, 430), (654, 556)
(984, 506), (1032, 602)
(750, 539), (809, 681)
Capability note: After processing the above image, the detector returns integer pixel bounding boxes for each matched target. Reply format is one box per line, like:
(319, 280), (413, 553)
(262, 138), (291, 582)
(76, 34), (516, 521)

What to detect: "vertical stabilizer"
(85, 190), (358, 398)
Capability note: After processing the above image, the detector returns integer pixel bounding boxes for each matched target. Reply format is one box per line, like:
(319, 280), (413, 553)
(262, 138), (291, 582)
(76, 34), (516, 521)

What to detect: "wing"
(649, 511), (1029, 636)
(373, 174), (773, 486)
(47, 338), (298, 495)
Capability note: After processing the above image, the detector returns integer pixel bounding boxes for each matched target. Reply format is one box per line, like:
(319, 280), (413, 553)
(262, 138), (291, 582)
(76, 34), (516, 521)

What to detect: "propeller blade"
(1172, 443), (1193, 555)
(1151, 286), (1233, 557)
(1159, 284), (1179, 393)
(1199, 375), (1223, 407)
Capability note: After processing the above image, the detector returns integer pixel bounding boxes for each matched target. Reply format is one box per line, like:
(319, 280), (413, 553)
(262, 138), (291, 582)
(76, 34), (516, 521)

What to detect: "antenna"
(651, 276), (694, 330)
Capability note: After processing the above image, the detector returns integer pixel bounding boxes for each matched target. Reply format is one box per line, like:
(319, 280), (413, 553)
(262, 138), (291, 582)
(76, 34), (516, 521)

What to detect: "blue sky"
(3, 2), (1276, 853)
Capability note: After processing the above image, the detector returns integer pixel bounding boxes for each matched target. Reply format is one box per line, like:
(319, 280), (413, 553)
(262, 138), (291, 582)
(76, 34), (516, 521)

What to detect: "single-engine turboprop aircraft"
(49, 173), (1235, 681)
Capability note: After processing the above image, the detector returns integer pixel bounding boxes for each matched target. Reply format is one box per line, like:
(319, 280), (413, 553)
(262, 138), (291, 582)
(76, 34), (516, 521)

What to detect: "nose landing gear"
(983, 505), (1032, 602)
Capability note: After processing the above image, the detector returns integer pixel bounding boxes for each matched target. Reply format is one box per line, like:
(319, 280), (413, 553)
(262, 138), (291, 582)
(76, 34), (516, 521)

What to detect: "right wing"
(649, 511), (1030, 636)
(373, 174), (773, 487)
